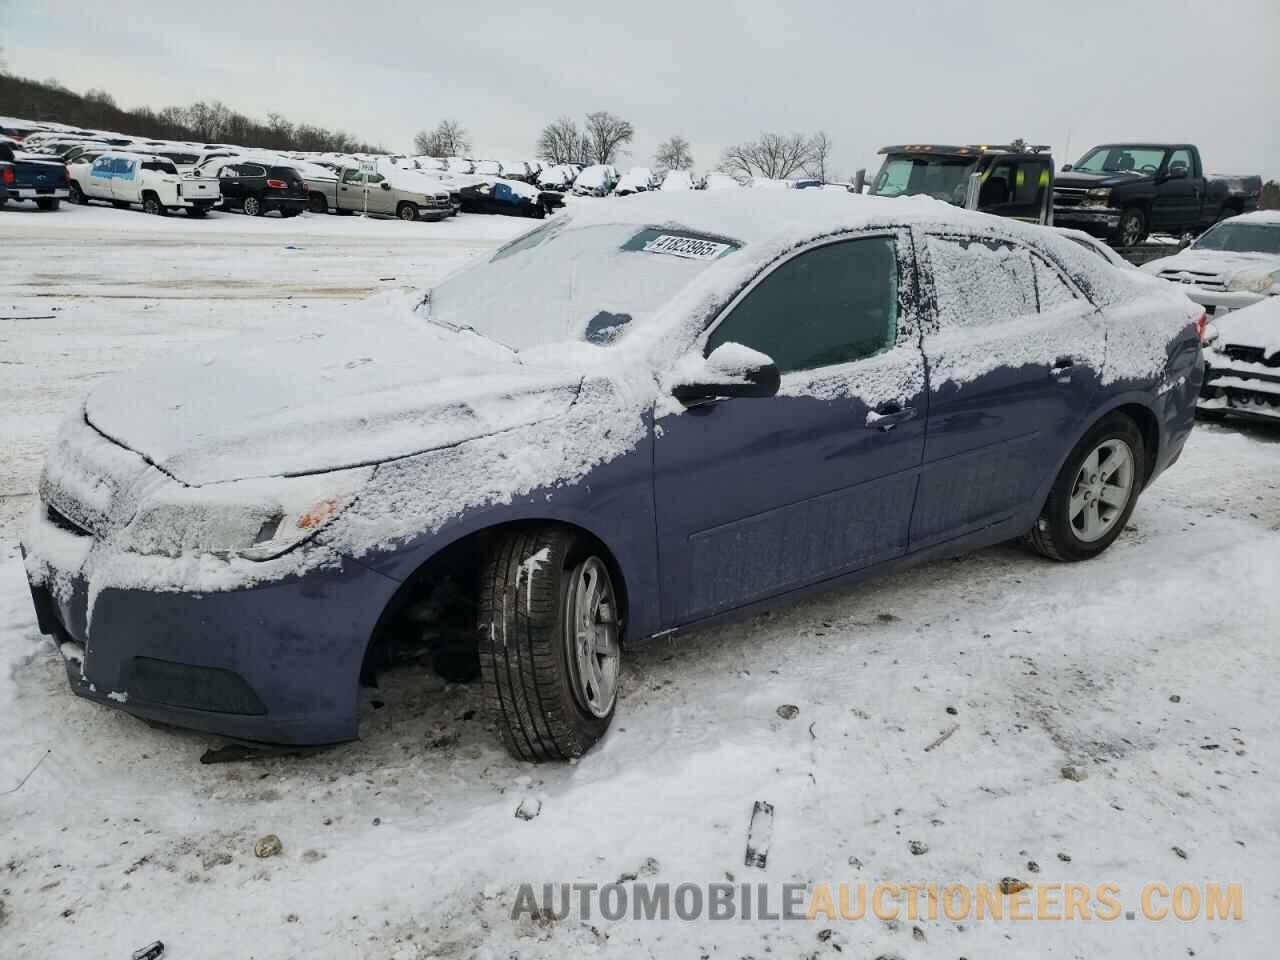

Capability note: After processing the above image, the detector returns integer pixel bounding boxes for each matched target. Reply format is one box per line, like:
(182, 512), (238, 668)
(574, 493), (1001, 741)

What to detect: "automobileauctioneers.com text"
(512, 880), (1243, 923)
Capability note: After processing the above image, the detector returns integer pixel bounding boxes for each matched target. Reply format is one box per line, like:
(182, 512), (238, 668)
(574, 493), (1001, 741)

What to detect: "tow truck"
(854, 143), (1054, 225)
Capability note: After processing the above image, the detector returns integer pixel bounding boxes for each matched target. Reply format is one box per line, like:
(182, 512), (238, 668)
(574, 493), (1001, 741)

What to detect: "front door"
(653, 231), (928, 625)
(910, 231), (1106, 548)
(1150, 148), (1199, 233)
(110, 157), (139, 203)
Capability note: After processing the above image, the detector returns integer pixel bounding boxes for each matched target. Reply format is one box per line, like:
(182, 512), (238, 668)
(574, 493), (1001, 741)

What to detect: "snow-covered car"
(69, 152), (220, 216)
(473, 160), (502, 177)
(572, 164), (616, 197)
(659, 170), (694, 192)
(1142, 211), (1280, 313)
(445, 157), (474, 174)
(702, 172), (741, 191)
(537, 164), (574, 191)
(22, 192), (1203, 759)
(614, 167), (655, 195)
(1198, 296), (1280, 423)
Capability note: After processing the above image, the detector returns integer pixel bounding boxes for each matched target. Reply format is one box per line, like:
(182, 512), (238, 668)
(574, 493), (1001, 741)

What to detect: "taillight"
(266, 178), (288, 189)
(1195, 310), (1210, 343)
(62, 166), (69, 184)
(1, 167), (13, 185)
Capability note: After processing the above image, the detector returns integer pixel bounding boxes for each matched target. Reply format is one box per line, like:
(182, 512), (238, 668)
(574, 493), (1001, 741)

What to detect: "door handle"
(866, 401), (917, 431)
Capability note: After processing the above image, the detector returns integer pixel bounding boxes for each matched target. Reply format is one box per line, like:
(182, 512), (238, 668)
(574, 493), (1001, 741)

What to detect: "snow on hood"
(83, 293), (581, 486)
(1213, 296), (1280, 355)
(1143, 248), (1280, 280)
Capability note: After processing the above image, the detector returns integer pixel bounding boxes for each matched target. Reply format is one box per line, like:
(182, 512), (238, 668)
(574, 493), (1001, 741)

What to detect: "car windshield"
(870, 155), (976, 204)
(1193, 222), (1280, 255)
(426, 220), (740, 351)
(1074, 146), (1167, 175)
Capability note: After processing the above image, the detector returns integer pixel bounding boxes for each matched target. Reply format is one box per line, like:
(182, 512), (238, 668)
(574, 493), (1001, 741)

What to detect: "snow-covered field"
(2, 202), (1279, 959)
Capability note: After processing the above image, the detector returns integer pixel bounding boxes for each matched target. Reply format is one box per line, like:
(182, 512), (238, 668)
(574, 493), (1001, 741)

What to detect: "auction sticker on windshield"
(643, 234), (733, 261)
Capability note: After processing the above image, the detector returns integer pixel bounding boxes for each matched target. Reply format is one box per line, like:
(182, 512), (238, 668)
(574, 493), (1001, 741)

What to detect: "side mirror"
(852, 168), (867, 194)
(1178, 233), (1194, 250)
(1061, 164), (1073, 172)
(380, 181), (392, 190)
(671, 342), (781, 404)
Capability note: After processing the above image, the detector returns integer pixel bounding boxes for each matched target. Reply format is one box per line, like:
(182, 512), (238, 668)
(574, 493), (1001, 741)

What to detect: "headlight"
(1227, 270), (1280, 294)
(1082, 188), (1112, 208)
(118, 467), (372, 561)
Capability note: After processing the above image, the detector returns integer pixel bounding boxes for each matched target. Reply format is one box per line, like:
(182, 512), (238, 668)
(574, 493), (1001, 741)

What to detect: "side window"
(1167, 148), (1192, 176)
(342, 168), (363, 184)
(1032, 255), (1079, 310)
(240, 164), (266, 178)
(218, 165), (237, 178)
(926, 235), (1036, 327)
(92, 157), (111, 174)
(706, 236), (899, 374)
(978, 163), (1013, 207)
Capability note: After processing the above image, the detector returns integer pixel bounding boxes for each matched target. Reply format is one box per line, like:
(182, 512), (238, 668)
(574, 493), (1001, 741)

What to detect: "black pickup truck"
(0, 140), (69, 210)
(1053, 143), (1261, 247)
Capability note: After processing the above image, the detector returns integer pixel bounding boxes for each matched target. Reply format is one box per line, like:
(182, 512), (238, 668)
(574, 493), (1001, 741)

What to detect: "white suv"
(69, 152), (221, 216)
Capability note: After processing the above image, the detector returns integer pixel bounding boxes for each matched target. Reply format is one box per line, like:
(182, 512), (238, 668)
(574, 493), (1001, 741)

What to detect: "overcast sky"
(3, 0), (1277, 179)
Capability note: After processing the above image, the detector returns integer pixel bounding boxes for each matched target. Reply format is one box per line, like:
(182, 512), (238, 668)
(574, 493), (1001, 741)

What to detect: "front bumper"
(1052, 206), (1121, 235)
(1199, 354), (1280, 422)
(21, 512), (401, 745)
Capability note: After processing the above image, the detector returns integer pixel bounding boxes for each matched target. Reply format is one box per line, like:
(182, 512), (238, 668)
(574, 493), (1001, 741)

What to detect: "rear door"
(653, 230), (928, 624)
(910, 231), (1105, 548)
(216, 163), (244, 206)
(111, 157), (139, 203)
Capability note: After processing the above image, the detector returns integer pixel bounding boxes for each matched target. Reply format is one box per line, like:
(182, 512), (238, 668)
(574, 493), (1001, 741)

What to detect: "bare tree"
(413, 119), (471, 157)
(537, 115), (587, 165)
(802, 130), (834, 183)
(582, 111), (634, 165)
(654, 135), (693, 173)
(719, 132), (814, 180)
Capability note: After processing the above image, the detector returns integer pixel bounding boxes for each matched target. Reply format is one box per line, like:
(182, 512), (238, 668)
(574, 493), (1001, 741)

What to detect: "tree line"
(0, 73), (384, 154)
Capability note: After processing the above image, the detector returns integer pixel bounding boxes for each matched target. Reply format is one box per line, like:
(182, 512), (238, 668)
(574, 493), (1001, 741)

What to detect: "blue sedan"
(22, 192), (1205, 759)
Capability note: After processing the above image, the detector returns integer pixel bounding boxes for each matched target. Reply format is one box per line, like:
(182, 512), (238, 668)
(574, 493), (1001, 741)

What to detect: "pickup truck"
(70, 152), (220, 216)
(1053, 143), (1261, 247)
(859, 143), (1055, 224)
(0, 141), (69, 210)
(332, 162), (454, 221)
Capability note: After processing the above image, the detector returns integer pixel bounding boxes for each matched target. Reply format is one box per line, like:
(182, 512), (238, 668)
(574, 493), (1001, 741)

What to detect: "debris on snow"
(924, 724), (959, 752)
(908, 840), (929, 856)
(1061, 765), (1089, 782)
(776, 704), (799, 720)
(744, 801), (773, 869)
(514, 798), (542, 821)
(1000, 877), (1030, 895)
(253, 835), (283, 859)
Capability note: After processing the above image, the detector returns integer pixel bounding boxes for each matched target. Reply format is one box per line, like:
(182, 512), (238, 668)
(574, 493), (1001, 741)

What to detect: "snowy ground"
(2, 202), (1279, 959)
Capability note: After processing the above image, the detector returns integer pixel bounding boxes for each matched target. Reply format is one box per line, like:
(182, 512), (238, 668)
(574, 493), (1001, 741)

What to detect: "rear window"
(269, 166), (302, 180)
(141, 160), (178, 174)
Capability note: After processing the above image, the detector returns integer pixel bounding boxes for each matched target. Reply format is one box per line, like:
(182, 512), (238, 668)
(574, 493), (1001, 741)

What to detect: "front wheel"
(397, 201), (419, 222)
(142, 194), (165, 216)
(478, 528), (621, 761)
(1116, 208), (1148, 246)
(1026, 414), (1146, 562)
(241, 195), (263, 217)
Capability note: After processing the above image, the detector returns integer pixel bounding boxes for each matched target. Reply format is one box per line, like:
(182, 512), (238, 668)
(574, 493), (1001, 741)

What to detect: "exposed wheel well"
(1113, 402), (1159, 485)
(359, 520), (629, 683)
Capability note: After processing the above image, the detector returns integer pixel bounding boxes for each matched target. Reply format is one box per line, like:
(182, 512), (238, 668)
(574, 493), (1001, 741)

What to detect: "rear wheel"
(68, 182), (87, 205)
(397, 201), (419, 222)
(1117, 207), (1148, 246)
(1026, 414), (1146, 562)
(142, 193), (165, 216)
(478, 527), (621, 761)
(307, 193), (328, 214)
(242, 194), (263, 217)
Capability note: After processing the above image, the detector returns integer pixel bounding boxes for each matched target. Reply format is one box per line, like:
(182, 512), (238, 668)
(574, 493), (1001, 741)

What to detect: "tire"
(397, 201), (419, 222)
(1117, 208), (1148, 246)
(68, 182), (87, 205)
(1026, 413), (1146, 562)
(36, 198), (61, 211)
(141, 193), (165, 216)
(307, 193), (328, 214)
(478, 527), (622, 761)
(242, 194), (263, 217)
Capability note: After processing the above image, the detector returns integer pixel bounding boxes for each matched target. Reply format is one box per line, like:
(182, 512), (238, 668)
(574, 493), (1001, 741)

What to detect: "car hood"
(1213, 297), (1280, 354)
(1142, 248), (1280, 280)
(1056, 171), (1152, 189)
(84, 297), (581, 486)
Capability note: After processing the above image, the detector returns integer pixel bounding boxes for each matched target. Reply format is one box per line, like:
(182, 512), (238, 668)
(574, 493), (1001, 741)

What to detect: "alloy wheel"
(565, 557), (620, 718)
(1069, 439), (1135, 543)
